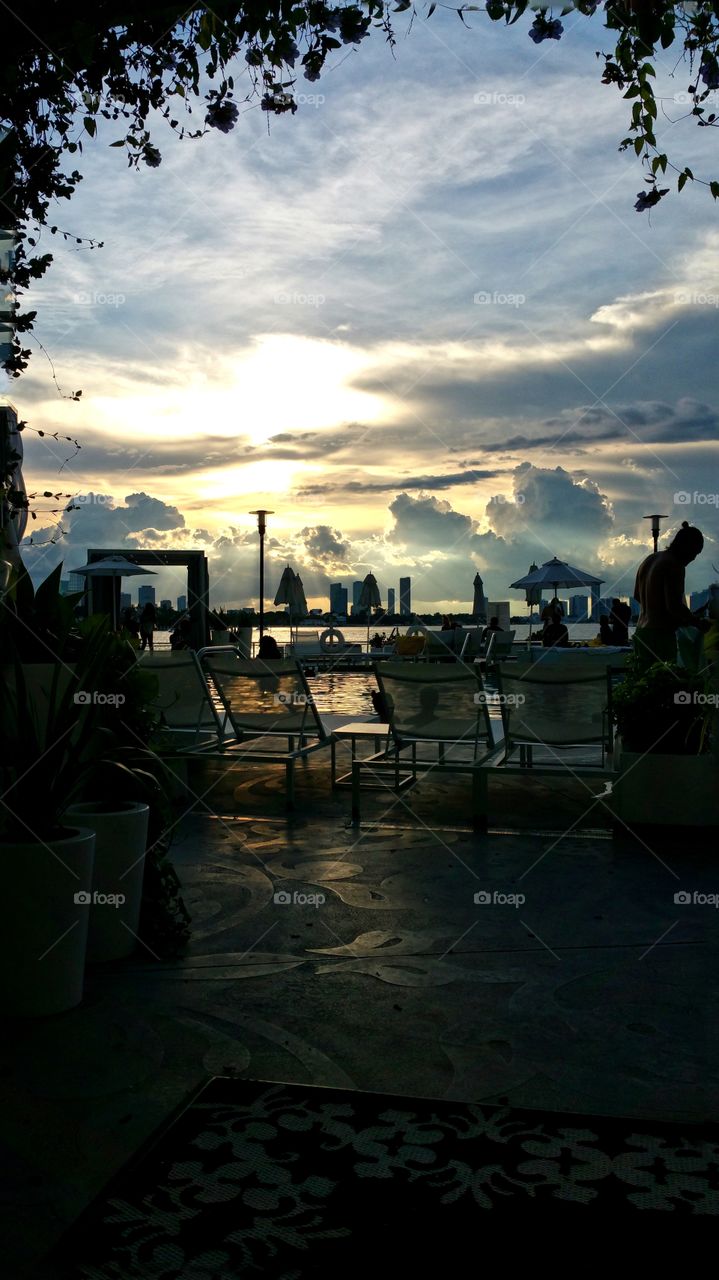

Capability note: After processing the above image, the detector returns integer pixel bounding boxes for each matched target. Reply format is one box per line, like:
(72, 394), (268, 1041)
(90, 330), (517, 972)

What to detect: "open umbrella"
(70, 555), (156, 629)
(358, 572), (381, 651)
(511, 557), (603, 638)
(472, 572), (487, 622)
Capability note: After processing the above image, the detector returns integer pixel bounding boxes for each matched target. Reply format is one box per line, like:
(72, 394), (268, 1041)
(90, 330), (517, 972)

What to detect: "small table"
(329, 721), (394, 789)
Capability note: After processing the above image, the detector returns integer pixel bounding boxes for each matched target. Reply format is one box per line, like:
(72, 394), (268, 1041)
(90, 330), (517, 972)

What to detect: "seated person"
(610, 598), (630, 646)
(169, 616), (192, 650)
(481, 616), (502, 643)
(598, 615), (613, 645)
(257, 634), (282, 659)
(542, 609), (569, 647)
(541, 596), (564, 624)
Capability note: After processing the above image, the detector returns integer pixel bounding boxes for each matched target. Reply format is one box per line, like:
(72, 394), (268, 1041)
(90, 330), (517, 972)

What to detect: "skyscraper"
(387, 587), (396, 615)
(120, 592), (131, 611)
(351, 581), (363, 614)
(177, 594), (187, 612)
(138, 584), (156, 607)
(329, 583), (348, 617)
(399, 577), (411, 617)
(67, 572), (85, 594)
(568, 594), (589, 620)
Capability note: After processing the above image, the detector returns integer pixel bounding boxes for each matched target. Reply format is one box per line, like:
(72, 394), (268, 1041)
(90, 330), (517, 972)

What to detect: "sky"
(5, 6), (719, 613)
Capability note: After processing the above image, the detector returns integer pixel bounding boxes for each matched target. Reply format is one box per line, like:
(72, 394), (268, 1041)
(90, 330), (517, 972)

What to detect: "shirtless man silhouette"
(633, 521), (706, 665)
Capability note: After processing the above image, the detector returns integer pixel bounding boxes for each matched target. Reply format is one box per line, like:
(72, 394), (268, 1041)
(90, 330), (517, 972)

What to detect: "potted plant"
(611, 651), (719, 828)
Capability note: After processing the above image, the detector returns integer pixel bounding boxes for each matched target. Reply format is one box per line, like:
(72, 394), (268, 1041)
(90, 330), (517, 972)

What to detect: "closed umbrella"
(273, 566), (308, 640)
(472, 572), (487, 622)
(358, 572), (381, 651)
(523, 563), (541, 638)
(70, 555), (156, 629)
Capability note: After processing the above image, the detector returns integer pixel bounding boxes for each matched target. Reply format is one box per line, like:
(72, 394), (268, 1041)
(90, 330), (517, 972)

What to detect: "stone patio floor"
(2, 746), (717, 1275)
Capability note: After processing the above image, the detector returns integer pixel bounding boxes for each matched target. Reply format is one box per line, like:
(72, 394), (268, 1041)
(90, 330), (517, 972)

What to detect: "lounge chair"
(484, 628), (516, 661)
(474, 652), (619, 823)
(135, 649), (227, 749)
(199, 654), (329, 806)
(349, 661), (497, 828)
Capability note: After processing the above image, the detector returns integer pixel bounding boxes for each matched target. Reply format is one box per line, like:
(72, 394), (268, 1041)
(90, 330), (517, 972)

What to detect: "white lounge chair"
(136, 649), (227, 749)
(199, 654), (329, 807)
(350, 661), (497, 828)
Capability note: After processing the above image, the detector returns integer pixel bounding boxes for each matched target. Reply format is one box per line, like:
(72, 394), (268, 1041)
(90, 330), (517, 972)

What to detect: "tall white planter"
(65, 801), (150, 961)
(0, 827), (95, 1016)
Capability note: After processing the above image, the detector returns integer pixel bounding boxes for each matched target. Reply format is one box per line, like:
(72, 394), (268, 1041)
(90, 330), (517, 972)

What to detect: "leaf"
(109, 139), (125, 146)
(711, 182), (719, 200)
(427, 1), (436, 15)
(84, 117), (96, 137)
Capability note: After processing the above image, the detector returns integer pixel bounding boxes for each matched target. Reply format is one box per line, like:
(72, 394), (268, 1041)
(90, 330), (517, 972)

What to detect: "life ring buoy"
(320, 628), (345, 651)
(406, 623), (424, 636)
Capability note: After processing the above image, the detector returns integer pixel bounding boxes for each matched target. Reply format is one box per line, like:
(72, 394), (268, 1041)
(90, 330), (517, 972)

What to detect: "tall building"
(160, 598), (172, 611)
(119, 591), (131, 611)
(690, 588), (710, 611)
(351, 581), (363, 614)
(387, 587), (396, 615)
(399, 576), (411, 616)
(59, 578), (70, 595)
(138, 584), (156, 607)
(589, 583), (601, 619)
(67, 572), (85, 594)
(177, 594), (187, 612)
(329, 583), (348, 617)
(568, 594), (589, 620)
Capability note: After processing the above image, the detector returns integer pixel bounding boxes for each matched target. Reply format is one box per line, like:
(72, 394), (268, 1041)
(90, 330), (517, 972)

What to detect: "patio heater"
(250, 509), (274, 640)
(643, 513), (667, 554)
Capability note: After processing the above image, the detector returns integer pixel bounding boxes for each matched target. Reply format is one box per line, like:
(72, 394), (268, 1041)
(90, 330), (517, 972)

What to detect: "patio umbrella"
(358, 572), (381, 650)
(274, 566), (310, 640)
(511, 557), (603, 638)
(70, 555), (156, 629)
(472, 572), (487, 622)
(511, 557), (603, 593)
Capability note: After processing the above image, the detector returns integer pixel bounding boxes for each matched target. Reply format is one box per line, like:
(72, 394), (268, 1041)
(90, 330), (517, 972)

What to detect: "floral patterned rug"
(56, 1079), (719, 1276)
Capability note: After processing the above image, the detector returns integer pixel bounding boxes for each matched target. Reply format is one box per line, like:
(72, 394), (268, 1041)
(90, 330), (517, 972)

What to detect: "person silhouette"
(633, 521), (708, 666)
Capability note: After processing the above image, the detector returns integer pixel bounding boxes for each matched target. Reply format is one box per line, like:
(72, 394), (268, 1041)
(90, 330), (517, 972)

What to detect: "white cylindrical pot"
(0, 827), (95, 1016)
(65, 801), (150, 961)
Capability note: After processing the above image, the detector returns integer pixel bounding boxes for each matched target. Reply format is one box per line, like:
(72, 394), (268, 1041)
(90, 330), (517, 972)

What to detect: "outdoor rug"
(55, 1078), (719, 1277)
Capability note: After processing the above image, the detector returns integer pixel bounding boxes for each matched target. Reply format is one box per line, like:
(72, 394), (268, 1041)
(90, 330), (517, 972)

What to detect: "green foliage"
(612, 651), (711, 756)
(2, 3), (719, 379)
